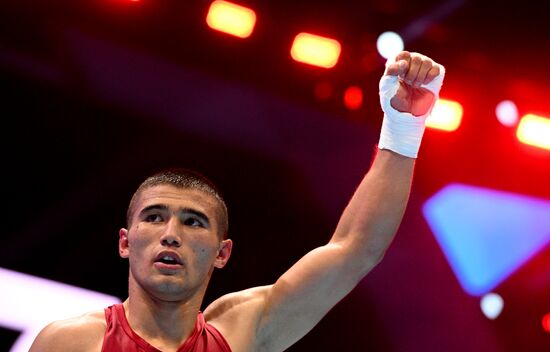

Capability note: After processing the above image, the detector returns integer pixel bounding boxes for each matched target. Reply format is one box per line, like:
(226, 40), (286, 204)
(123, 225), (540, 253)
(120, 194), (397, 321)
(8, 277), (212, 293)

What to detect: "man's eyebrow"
(138, 205), (211, 225)
(139, 204), (169, 214)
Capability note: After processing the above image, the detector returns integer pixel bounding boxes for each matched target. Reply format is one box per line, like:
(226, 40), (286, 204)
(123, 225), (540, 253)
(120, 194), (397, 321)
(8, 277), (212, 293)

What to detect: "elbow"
(337, 240), (388, 280)
(360, 247), (386, 276)
(331, 228), (394, 279)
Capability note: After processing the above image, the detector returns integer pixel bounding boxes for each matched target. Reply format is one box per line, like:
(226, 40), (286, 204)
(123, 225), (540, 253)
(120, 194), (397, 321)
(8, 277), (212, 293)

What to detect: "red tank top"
(101, 304), (232, 352)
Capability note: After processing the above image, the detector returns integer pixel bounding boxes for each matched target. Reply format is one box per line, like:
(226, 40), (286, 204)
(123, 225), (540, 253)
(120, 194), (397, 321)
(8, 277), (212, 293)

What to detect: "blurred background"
(1, 0), (550, 351)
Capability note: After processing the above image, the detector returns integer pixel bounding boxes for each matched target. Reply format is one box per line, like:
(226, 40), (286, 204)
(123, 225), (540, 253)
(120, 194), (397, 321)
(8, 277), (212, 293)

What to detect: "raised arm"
(207, 51), (445, 352)
(330, 50), (445, 260)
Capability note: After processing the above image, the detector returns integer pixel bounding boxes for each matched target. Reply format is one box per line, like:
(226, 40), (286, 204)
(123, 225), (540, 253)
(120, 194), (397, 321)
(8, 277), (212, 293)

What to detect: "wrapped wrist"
(377, 55), (445, 158)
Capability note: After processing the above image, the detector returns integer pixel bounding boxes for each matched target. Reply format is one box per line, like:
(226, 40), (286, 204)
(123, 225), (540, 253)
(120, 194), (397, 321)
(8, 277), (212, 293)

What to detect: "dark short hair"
(126, 168), (228, 239)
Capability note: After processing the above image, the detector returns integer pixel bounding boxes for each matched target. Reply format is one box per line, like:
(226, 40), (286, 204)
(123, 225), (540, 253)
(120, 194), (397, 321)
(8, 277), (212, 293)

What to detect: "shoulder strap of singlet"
(201, 313), (232, 352)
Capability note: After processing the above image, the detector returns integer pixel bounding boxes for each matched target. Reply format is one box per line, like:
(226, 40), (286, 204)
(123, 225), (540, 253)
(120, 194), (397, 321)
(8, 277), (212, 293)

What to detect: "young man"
(29, 50), (445, 352)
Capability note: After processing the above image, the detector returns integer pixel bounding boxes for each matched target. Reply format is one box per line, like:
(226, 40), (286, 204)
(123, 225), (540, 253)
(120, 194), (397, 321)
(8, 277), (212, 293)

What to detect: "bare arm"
(251, 149), (414, 351)
(208, 52), (444, 352)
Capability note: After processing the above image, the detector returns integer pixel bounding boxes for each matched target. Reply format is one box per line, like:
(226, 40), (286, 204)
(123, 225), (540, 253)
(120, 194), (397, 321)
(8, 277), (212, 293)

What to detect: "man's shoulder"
(204, 285), (272, 321)
(203, 285), (273, 351)
(29, 309), (107, 352)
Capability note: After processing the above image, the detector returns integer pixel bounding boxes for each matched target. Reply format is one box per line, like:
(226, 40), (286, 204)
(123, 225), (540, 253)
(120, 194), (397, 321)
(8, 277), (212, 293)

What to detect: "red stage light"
(516, 114), (550, 151)
(290, 33), (341, 69)
(542, 313), (550, 333)
(343, 86), (363, 110)
(426, 99), (463, 132)
(206, 1), (256, 38)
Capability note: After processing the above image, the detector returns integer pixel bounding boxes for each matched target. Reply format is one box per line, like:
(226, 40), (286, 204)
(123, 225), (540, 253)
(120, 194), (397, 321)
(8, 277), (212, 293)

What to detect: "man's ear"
(214, 239), (233, 269)
(119, 228), (129, 259)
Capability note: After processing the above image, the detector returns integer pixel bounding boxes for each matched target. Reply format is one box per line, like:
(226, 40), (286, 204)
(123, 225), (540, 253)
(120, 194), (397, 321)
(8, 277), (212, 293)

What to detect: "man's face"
(119, 184), (232, 302)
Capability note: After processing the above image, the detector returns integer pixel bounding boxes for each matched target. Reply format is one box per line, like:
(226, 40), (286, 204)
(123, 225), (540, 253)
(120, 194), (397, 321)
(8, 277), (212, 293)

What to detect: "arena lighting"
(290, 33), (341, 69)
(0, 267), (120, 352)
(343, 86), (363, 110)
(425, 99), (463, 131)
(206, 0), (256, 38)
(376, 31), (404, 59)
(516, 114), (550, 151)
(480, 293), (504, 320)
(423, 183), (550, 296)
(496, 100), (519, 127)
(543, 313), (550, 333)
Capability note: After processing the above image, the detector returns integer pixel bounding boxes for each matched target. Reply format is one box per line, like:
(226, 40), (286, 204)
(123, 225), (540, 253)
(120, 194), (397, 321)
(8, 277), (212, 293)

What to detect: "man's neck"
(123, 288), (204, 350)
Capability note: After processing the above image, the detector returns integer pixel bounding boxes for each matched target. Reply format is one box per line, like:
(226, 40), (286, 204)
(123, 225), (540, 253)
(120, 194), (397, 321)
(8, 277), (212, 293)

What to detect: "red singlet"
(101, 304), (232, 352)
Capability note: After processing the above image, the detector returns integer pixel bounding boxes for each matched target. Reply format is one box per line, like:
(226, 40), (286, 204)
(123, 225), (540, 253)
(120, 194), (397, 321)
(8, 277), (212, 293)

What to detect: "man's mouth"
(154, 251), (183, 267)
(158, 256), (179, 264)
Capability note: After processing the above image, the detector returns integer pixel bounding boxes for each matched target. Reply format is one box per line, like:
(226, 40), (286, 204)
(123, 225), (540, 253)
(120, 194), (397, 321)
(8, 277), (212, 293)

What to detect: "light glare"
(0, 267), (120, 352)
(543, 313), (550, 333)
(376, 31), (404, 59)
(480, 293), (504, 320)
(496, 100), (519, 127)
(343, 86), (363, 110)
(422, 183), (550, 296)
(290, 33), (341, 69)
(516, 114), (550, 151)
(426, 99), (463, 131)
(206, 1), (256, 38)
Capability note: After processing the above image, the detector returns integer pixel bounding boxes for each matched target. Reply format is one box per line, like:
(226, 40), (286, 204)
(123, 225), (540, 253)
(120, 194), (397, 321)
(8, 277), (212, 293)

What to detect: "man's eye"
(183, 218), (203, 227)
(145, 214), (163, 222)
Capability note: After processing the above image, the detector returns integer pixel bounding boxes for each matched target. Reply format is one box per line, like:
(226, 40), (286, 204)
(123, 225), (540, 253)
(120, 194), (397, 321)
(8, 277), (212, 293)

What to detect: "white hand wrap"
(377, 55), (445, 158)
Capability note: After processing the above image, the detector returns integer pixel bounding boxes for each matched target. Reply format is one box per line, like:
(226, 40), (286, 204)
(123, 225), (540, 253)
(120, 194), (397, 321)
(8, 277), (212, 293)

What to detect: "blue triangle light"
(423, 183), (550, 296)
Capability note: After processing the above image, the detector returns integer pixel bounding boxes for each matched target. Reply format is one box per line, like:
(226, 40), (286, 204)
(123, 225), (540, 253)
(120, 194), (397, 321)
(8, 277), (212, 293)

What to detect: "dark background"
(1, 0), (550, 351)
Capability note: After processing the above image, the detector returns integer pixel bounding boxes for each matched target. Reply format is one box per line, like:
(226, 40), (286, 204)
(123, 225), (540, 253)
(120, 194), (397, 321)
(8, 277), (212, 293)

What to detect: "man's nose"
(160, 218), (182, 247)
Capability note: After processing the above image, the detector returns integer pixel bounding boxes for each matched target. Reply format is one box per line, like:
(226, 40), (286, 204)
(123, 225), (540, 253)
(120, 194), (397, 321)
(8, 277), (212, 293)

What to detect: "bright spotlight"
(290, 33), (341, 69)
(343, 86), (363, 110)
(496, 100), (519, 127)
(480, 293), (504, 320)
(516, 114), (550, 151)
(426, 99), (463, 132)
(376, 31), (404, 59)
(206, 0), (256, 38)
(543, 313), (550, 333)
